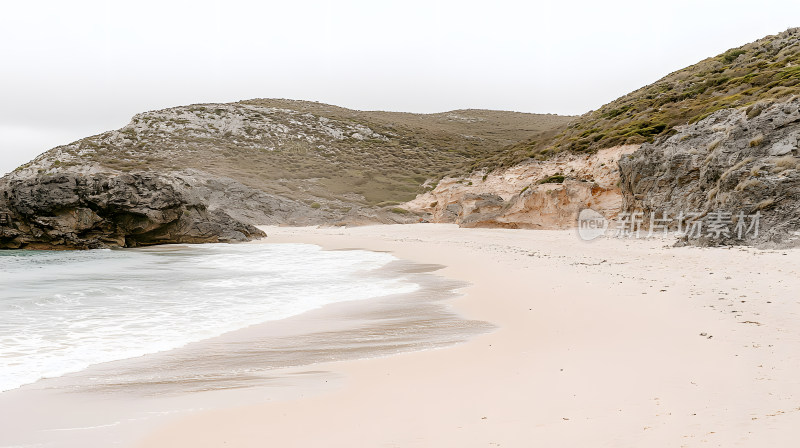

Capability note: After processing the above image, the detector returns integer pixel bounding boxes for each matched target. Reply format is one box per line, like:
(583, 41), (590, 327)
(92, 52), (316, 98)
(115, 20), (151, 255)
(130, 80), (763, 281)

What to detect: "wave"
(0, 243), (417, 392)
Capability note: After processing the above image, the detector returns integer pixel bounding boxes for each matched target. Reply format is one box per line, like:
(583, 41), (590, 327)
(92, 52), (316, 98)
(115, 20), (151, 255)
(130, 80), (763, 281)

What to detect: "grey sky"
(2, 0), (799, 175)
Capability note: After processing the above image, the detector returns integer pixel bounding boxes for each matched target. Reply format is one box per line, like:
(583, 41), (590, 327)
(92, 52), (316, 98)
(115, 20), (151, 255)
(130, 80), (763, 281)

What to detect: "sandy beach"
(132, 224), (800, 447)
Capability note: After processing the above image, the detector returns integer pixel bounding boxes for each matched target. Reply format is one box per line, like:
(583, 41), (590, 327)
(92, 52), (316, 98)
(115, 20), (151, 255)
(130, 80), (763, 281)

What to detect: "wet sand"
(0, 246), (488, 447)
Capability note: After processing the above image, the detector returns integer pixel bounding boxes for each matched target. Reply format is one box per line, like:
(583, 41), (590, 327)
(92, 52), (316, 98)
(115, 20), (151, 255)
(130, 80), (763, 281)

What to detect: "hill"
(0, 101), (571, 248)
(476, 27), (800, 171)
(14, 100), (570, 206)
(407, 28), (800, 247)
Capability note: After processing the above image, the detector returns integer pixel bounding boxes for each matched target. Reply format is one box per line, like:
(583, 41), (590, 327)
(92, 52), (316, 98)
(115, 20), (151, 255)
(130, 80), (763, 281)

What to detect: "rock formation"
(0, 171), (265, 249)
(619, 97), (800, 247)
(404, 145), (638, 228)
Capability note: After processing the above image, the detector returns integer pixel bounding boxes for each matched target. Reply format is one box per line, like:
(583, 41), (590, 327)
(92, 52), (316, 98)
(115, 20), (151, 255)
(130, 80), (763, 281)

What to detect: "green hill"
(476, 27), (800, 171)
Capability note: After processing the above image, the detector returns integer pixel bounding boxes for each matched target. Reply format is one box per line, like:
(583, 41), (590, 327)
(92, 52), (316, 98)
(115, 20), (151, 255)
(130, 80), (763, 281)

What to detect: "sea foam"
(0, 243), (416, 392)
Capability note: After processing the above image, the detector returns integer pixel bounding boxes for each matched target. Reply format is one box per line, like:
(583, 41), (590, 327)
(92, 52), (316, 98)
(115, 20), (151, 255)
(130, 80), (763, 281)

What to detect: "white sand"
(135, 224), (800, 447)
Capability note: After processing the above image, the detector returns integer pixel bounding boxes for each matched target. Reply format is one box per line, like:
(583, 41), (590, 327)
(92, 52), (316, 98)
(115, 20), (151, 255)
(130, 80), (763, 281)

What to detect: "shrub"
(749, 134), (765, 147)
(746, 103), (767, 119)
(721, 49), (747, 64)
(537, 174), (566, 184)
(310, 202), (321, 209)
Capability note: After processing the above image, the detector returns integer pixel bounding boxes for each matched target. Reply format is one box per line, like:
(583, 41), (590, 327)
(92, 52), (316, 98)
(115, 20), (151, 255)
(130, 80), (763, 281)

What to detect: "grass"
(771, 155), (800, 173)
(735, 178), (763, 192)
(756, 198), (776, 210)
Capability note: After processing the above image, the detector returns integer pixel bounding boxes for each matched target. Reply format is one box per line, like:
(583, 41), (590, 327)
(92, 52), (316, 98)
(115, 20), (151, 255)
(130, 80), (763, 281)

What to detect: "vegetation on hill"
(475, 28), (800, 171)
(18, 100), (571, 208)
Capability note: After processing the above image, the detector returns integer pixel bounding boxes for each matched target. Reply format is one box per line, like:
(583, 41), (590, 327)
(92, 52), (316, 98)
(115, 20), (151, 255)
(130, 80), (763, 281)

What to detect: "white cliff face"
(404, 145), (639, 228)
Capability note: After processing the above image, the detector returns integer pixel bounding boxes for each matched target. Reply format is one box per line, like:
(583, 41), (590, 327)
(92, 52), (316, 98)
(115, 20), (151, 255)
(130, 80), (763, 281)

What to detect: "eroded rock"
(619, 97), (800, 247)
(404, 145), (638, 228)
(0, 172), (265, 249)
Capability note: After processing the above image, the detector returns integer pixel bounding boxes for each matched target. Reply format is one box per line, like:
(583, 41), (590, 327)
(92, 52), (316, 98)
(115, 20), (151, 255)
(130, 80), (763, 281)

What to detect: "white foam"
(0, 243), (417, 392)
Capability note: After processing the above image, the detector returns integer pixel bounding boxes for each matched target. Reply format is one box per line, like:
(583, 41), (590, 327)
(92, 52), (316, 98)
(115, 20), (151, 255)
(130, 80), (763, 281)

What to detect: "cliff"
(619, 97), (800, 247)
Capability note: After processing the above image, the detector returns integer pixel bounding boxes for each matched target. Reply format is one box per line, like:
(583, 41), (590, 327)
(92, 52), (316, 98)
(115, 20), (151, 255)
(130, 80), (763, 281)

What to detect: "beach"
(132, 224), (800, 447)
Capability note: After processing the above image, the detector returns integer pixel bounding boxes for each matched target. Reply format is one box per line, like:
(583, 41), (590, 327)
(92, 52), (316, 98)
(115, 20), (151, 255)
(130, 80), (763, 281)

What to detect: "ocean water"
(0, 243), (418, 393)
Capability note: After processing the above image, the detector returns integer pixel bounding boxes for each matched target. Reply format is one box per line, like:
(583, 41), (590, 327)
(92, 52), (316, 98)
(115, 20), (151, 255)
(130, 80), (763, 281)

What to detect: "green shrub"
(721, 49), (747, 64)
(537, 174), (566, 184)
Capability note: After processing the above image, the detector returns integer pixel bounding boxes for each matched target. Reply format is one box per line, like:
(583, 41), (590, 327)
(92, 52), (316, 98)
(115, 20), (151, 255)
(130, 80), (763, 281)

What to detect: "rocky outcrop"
(0, 171), (265, 249)
(404, 145), (638, 228)
(619, 97), (800, 247)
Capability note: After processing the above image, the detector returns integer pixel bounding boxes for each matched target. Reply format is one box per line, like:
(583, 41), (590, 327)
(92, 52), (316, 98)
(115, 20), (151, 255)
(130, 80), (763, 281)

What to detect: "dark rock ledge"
(0, 172), (264, 250)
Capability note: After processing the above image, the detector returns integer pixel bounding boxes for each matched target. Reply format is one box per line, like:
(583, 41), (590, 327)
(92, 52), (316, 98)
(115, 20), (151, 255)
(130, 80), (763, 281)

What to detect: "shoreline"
(0, 240), (486, 448)
(136, 224), (800, 447)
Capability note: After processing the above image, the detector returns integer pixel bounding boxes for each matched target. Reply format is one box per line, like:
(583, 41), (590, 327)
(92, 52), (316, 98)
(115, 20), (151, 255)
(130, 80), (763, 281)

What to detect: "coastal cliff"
(620, 97), (800, 247)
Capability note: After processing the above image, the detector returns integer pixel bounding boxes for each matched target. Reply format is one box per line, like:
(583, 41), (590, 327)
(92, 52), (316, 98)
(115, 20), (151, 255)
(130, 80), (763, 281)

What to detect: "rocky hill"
(0, 100), (570, 249)
(411, 28), (800, 247)
(474, 28), (800, 171)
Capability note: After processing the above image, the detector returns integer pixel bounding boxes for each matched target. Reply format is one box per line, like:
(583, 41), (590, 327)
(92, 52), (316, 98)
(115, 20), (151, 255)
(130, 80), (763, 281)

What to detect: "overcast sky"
(1, 0), (799, 175)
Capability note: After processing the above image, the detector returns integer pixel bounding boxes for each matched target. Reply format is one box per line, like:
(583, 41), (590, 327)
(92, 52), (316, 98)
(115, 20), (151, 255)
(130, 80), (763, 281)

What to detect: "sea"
(0, 243), (418, 393)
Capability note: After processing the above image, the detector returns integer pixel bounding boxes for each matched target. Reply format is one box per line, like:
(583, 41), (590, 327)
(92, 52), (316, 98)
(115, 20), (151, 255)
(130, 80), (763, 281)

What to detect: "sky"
(1, 0), (799, 175)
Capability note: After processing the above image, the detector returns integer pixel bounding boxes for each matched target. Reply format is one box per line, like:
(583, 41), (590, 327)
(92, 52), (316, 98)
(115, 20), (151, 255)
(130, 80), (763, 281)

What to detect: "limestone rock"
(404, 145), (638, 229)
